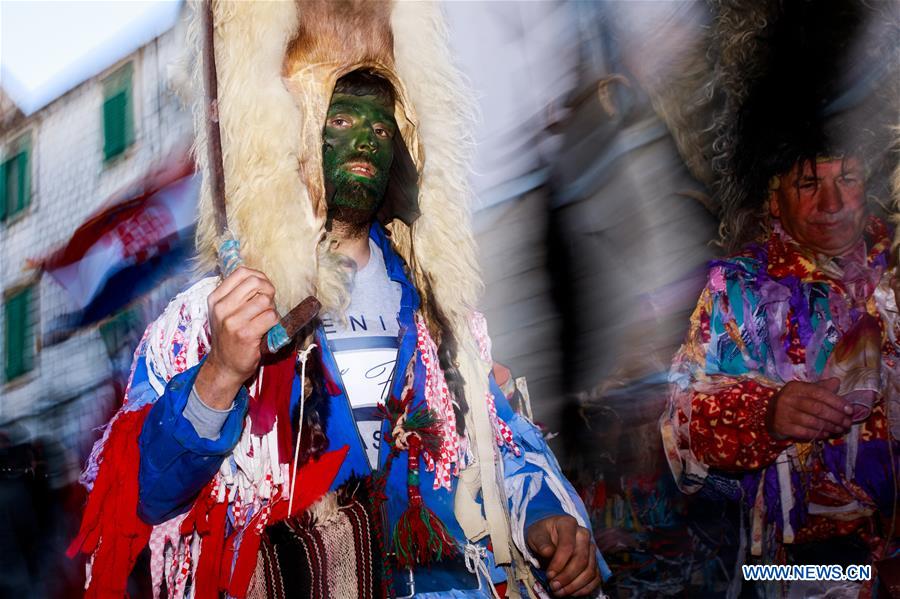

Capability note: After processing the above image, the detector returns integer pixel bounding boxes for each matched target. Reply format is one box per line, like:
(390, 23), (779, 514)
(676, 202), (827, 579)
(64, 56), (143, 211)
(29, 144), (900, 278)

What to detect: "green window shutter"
(16, 149), (30, 213)
(103, 91), (128, 160)
(103, 64), (133, 161)
(1, 135), (31, 221)
(4, 156), (19, 219)
(0, 157), (7, 222)
(124, 82), (134, 148)
(22, 287), (34, 374)
(4, 287), (32, 381)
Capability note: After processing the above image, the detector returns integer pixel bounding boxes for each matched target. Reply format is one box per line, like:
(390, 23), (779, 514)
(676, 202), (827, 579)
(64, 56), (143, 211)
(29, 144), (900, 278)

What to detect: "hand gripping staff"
(201, 0), (320, 352)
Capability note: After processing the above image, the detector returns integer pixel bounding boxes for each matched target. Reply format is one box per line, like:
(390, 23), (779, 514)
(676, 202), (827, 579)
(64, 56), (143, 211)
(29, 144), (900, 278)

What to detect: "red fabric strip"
(249, 351), (297, 464)
(68, 406), (153, 598)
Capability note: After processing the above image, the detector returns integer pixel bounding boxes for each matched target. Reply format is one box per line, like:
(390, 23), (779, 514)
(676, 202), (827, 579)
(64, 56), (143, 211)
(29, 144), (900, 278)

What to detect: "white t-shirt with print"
(322, 238), (402, 469)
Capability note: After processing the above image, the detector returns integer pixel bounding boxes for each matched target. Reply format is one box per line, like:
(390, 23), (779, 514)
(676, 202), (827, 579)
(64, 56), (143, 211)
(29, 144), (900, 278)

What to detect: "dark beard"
(326, 178), (383, 235)
(326, 205), (374, 237)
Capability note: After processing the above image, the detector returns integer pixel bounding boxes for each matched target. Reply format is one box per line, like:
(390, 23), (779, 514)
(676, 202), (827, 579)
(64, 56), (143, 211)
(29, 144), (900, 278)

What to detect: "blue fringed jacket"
(130, 224), (610, 597)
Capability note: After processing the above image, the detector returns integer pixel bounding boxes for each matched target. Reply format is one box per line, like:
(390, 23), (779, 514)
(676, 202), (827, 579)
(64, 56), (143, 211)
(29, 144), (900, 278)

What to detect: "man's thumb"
(821, 377), (842, 394)
(528, 528), (555, 557)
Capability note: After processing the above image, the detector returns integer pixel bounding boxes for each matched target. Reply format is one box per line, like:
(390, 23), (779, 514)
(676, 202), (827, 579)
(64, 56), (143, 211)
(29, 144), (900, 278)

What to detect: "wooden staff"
(202, 0), (320, 354)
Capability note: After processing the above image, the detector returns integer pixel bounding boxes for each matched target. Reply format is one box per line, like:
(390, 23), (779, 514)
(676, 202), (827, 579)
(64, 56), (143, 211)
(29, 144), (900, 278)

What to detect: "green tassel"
(392, 502), (457, 569)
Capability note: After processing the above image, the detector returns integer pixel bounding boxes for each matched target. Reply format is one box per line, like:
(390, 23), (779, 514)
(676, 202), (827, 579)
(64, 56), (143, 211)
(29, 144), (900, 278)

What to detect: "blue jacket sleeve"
(137, 361), (248, 524)
(523, 483), (569, 530)
(491, 375), (612, 581)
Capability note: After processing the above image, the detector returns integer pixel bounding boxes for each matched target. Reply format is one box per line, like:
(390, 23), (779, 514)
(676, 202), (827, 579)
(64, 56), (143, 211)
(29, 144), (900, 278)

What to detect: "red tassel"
(220, 531), (238, 591)
(191, 499), (228, 599)
(392, 436), (456, 568)
(68, 406), (153, 598)
(227, 519), (266, 598)
(268, 445), (349, 522)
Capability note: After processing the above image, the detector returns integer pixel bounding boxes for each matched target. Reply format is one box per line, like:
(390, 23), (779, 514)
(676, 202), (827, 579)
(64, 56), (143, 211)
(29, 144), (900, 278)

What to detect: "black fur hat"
(707, 0), (899, 250)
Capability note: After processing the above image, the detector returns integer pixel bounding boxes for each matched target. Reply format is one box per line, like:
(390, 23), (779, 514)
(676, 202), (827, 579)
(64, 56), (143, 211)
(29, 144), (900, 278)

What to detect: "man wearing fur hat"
(662, 149), (900, 567)
(68, 2), (607, 598)
(660, 0), (899, 592)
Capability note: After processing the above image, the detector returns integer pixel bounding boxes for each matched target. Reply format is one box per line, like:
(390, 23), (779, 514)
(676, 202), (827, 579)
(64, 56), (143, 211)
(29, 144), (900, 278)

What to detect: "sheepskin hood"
(186, 1), (526, 570)
(188, 0), (481, 328)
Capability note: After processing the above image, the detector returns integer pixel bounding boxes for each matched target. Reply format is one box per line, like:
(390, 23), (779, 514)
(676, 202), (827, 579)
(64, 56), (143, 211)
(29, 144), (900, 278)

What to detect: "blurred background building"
(0, 5), (196, 595)
(1, 2), (193, 470)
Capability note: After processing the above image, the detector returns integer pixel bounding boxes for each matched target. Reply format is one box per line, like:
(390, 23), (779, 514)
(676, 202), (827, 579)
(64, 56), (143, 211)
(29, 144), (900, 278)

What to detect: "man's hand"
(526, 515), (601, 597)
(195, 267), (279, 409)
(767, 378), (853, 441)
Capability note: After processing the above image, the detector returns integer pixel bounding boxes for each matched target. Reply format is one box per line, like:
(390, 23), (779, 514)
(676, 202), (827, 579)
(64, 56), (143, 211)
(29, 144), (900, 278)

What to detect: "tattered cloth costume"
(650, 0), (900, 590)
(661, 216), (900, 561)
(67, 2), (609, 598)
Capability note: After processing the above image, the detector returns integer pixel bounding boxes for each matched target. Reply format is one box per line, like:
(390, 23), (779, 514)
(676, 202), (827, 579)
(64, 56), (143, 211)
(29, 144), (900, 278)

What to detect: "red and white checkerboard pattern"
(470, 313), (520, 457)
(486, 389), (520, 457)
(148, 512), (193, 599)
(415, 315), (462, 490)
(415, 312), (522, 491)
(113, 204), (174, 264)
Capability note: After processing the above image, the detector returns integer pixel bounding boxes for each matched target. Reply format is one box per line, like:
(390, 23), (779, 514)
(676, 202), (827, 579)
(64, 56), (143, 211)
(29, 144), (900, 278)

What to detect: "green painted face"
(322, 92), (396, 220)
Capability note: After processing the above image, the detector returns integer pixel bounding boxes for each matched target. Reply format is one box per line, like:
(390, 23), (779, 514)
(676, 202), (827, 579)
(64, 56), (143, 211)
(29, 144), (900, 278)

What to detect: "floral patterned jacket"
(661, 216), (900, 555)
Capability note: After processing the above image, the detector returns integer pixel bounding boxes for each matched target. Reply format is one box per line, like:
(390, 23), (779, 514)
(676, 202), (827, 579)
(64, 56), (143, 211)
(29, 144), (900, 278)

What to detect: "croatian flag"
(36, 161), (198, 329)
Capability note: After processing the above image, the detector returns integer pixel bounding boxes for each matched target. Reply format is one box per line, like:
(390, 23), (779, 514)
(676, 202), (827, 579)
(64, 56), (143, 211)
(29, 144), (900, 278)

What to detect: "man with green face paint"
(323, 75), (397, 233)
(107, 64), (607, 597)
(316, 72), (408, 479)
(309, 70), (606, 597)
